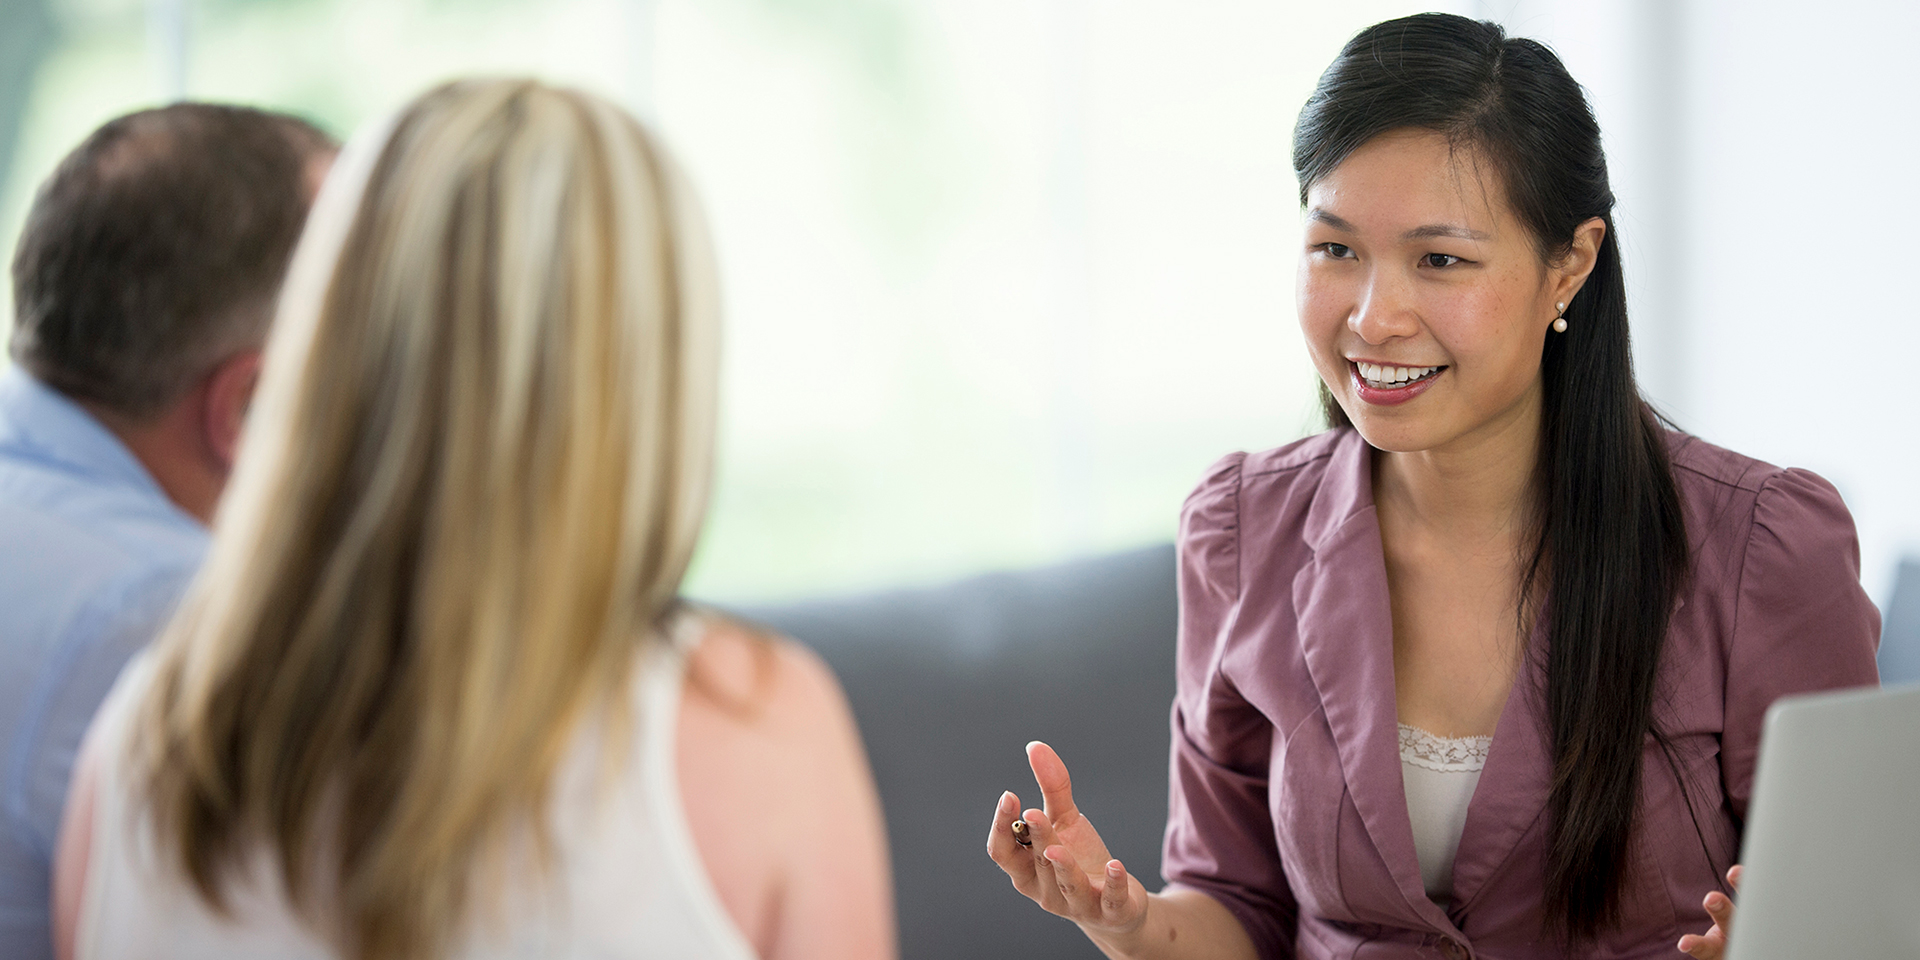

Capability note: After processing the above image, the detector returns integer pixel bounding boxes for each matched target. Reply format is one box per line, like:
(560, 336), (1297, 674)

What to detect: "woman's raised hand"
(986, 741), (1150, 939)
(1677, 865), (1741, 959)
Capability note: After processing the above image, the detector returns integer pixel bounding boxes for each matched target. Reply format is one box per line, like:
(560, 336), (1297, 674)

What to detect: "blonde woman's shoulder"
(676, 615), (897, 960)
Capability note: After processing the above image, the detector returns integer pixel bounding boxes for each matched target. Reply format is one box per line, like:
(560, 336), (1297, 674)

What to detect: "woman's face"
(1298, 129), (1599, 456)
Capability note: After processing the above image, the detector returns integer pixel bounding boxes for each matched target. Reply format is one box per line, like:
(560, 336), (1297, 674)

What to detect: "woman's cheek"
(1297, 274), (1351, 372)
(1453, 314), (1546, 407)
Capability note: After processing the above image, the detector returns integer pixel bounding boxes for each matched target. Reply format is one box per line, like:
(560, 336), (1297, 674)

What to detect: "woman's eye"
(1422, 252), (1462, 268)
(1321, 243), (1354, 259)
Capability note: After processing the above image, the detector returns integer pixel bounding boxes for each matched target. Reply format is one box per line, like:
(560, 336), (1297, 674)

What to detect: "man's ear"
(200, 350), (262, 473)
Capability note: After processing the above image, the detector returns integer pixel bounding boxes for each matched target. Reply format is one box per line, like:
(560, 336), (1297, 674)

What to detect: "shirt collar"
(0, 365), (171, 500)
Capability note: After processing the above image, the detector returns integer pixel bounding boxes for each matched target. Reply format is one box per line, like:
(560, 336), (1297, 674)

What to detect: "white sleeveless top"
(75, 630), (760, 960)
(1398, 724), (1491, 907)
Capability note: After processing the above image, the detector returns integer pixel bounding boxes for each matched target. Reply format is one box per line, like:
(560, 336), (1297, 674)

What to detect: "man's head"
(9, 103), (335, 519)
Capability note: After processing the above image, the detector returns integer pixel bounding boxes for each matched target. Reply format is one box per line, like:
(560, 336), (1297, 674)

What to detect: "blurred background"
(0, 0), (1915, 617)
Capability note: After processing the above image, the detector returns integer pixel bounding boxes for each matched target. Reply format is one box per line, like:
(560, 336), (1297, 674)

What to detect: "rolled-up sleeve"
(1721, 468), (1881, 820)
(1161, 453), (1298, 959)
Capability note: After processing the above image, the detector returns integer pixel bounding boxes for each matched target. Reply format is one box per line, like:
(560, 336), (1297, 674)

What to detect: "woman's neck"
(1373, 399), (1541, 551)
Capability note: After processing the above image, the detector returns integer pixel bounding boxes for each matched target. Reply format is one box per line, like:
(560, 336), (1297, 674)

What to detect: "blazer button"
(1441, 939), (1467, 960)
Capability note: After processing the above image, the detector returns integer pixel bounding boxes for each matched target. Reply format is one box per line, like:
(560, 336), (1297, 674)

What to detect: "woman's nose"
(1349, 271), (1420, 344)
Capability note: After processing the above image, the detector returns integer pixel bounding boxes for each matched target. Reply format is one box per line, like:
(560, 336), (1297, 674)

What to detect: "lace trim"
(1398, 723), (1491, 773)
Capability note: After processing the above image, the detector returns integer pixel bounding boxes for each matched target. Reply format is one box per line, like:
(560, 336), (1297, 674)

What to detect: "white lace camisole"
(74, 627), (760, 960)
(1398, 723), (1492, 906)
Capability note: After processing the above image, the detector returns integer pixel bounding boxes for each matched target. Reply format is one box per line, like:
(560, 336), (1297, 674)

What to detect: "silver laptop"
(1726, 682), (1920, 960)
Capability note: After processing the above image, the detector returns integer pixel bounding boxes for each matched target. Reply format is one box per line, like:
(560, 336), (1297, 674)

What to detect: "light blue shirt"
(0, 367), (206, 960)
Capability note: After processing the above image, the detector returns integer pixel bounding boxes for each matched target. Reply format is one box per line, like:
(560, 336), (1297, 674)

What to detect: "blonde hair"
(135, 78), (720, 960)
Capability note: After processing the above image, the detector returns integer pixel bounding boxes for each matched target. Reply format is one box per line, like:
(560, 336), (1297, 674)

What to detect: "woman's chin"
(1356, 430), (1435, 455)
(1324, 368), (1461, 455)
(1340, 411), (1447, 456)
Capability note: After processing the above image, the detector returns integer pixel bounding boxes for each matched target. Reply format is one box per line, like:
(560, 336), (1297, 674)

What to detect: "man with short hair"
(0, 103), (334, 959)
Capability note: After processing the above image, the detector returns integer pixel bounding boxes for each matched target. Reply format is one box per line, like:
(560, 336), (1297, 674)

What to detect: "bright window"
(0, 0), (1465, 601)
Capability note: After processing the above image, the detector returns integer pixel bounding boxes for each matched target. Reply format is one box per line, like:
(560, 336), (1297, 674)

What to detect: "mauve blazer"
(1160, 427), (1880, 960)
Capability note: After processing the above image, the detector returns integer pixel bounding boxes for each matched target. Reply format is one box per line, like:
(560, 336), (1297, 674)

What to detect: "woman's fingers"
(1045, 841), (1134, 926)
(1100, 859), (1132, 917)
(1024, 808), (1063, 858)
(1026, 811), (1143, 931)
(1027, 740), (1079, 826)
(1027, 809), (1099, 919)
(1715, 866), (1739, 947)
(1677, 887), (1736, 958)
(1019, 809), (1065, 909)
(995, 747), (1140, 931)
(1676, 928), (1725, 959)
(1024, 810), (1068, 889)
(986, 791), (1037, 892)
(1704, 891), (1734, 931)
(1044, 844), (1094, 909)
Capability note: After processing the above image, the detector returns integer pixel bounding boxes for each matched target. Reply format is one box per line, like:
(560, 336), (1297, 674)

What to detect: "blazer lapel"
(1448, 618), (1554, 912)
(1290, 432), (1444, 925)
(1445, 596), (1681, 911)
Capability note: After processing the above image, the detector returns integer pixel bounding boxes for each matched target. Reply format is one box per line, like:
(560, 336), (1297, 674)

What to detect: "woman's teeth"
(1356, 362), (1441, 387)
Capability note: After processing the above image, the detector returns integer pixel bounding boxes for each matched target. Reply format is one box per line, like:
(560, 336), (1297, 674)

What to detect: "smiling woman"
(1299, 131), (1601, 436)
(985, 13), (1880, 960)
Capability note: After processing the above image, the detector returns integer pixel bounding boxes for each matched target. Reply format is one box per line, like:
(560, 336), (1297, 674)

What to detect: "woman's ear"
(1556, 216), (1607, 305)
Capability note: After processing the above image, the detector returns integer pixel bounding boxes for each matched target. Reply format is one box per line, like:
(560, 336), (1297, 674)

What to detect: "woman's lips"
(1349, 361), (1444, 406)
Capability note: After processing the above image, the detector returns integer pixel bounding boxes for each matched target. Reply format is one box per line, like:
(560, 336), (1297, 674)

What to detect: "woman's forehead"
(1304, 130), (1515, 239)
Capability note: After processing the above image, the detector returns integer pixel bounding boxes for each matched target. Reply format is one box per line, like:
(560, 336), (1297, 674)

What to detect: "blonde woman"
(47, 79), (895, 960)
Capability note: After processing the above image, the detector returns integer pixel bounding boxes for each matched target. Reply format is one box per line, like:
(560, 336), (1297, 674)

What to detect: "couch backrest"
(1880, 557), (1920, 685)
(724, 543), (1179, 960)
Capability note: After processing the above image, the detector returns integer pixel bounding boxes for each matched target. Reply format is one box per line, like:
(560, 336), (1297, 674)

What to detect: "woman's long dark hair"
(1293, 14), (1690, 942)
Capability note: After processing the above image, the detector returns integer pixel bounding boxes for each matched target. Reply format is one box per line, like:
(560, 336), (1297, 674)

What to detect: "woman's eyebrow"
(1306, 208), (1356, 231)
(1306, 210), (1489, 242)
(1403, 223), (1490, 241)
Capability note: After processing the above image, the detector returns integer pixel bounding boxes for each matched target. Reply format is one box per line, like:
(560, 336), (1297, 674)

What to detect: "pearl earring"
(1552, 302), (1568, 333)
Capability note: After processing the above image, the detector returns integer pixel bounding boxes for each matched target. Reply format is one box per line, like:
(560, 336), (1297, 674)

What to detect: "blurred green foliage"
(718, 0), (959, 261)
(728, 0), (914, 89)
(0, 0), (56, 198)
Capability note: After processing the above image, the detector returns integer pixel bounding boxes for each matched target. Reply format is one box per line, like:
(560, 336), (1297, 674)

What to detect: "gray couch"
(728, 546), (1913, 956)
(1880, 556), (1920, 685)
(726, 543), (1179, 960)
